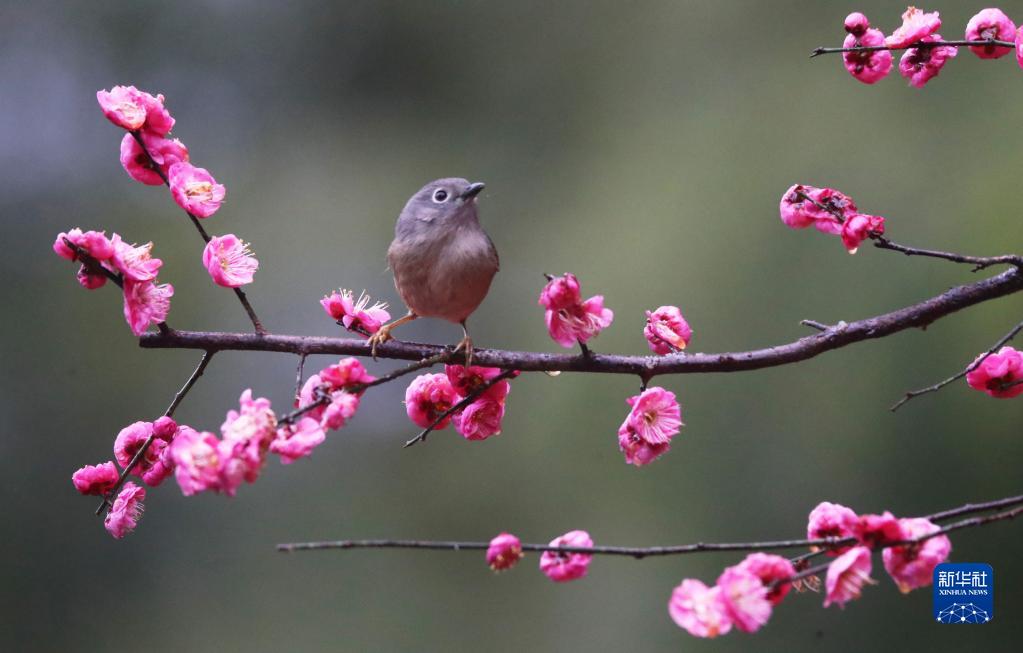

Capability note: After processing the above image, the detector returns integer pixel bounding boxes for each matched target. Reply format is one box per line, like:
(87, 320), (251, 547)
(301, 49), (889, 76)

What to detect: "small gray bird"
(368, 178), (499, 364)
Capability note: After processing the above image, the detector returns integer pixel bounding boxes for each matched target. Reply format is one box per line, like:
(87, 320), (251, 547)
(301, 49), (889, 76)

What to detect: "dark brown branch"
(277, 493), (1023, 558)
(95, 351), (214, 515)
(891, 318), (1023, 411)
(404, 369), (518, 448)
(140, 267), (1023, 378)
(810, 38), (1014, 58)
(129, 130), (267, 336)
(873, 236), (1022, 271)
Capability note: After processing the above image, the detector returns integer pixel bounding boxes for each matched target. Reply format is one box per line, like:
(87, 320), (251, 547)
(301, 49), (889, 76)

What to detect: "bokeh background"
(3, 1), (1022, 650)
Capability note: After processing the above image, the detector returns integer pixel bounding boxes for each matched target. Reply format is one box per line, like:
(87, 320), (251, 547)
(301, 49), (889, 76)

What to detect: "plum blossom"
(716, 566), (772, 633)
(882, 517), (951, 593)
(853, 511), (904, 549)
(736, 553), (797, 606)
(453, 398), (506, 441)
(113, 420), (174, 486)
(539, 273), (614, 348)
(779, 185), (858, 234)
(445, 364), (510, 400)
(270, 417), (327, 464)
(203, 234), (259, 287)
(111, 235), (163, 282)
(823, 545), (875, 608)
(617, 424), (671, 467)
(405, 373), (458, 429)
(899, 35), (958, 88)
(321, 391), (360, 431)
(169, 427), (223, 495)
(840, 213), (885, 253)
(807, 501), (858, 555)
(53, 229), (115, 262)
(96, 86), (175, 134)
(168, 162), (226, 218)
(668, 579), (733, 638)
(539, 530), (593, 582)
(104, 482), (146, 539)
(122, 279), (174, 336)
(218, 389), (276, 490)
(966, 346), (1023, 398)
(644, 306), (692, 354)
(965, 8), (1016, 59)
(617, 387), (681, 466)
(76, 266), (107, 289)
(320, 289), (391, 336)
(119, 131), (189, 185)
(886, 7), (941, 48)
(844, 12), (869, 37)
(72, 461), (119, 496)
(486, 532), (524, 571)
(844, 22), (893, 84)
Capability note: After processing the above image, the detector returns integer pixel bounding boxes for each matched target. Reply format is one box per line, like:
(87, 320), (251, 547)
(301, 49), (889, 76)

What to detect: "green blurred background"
(3, 1), (1022, 650)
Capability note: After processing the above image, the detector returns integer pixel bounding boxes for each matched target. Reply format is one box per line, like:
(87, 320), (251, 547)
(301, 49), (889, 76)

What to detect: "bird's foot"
(453, 335), (474, 368)
(368, 325), (395, 360)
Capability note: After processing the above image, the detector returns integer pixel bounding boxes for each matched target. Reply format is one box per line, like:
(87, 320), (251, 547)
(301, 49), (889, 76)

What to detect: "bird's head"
(395, 178), (486, 238)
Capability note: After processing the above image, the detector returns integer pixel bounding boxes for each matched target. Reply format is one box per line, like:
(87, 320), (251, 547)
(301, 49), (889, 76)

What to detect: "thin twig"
(873, 236), (1022, 271)
(404, 369), (518, 448)
(294, 353), (308, 403)
(353, 349), (456, 392)
(277, 387), (331, 428)
(810, 38), (1014, 58)
(129, 130), (267, 335)
(891, 318), (1023, 411)
(95, 351), (214, 515)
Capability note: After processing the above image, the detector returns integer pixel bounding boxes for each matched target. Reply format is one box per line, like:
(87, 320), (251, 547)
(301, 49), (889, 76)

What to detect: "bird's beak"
(460, 182), (486, 200)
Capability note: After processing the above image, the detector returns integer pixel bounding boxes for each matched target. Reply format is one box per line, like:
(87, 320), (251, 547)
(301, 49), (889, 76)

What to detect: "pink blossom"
(823, 545), (875, 608)
(168, 162), (226, 218)
(840, 213), (885, 253)
(617, 422), (671, 467)
(644, 305), (692, 354)
(220, 388), (276, 463)
(779, 184), (819, 229)
(119, 131), (189, 185)
(539, 273), (614, 347)
(169, 426), (223, 495)
(1016, 25), (1023, 68)
(899, 35), (958, 88)
(445, 364), (509, 401)
(486, 532), (524, 571)
(113, 420), (173, 486)
(96, 86), (175, 134)
(54, 228), (115, 262)
(807, 501), (858, 555)
(322, 391), (360, 430)
(886, 7), (941, 48)
(539, 530), (593, 582)
(882, 517), (951, 593)
(803, 187), (858, 235)
(122, 279), (173, 336)
(319, 358), (375, 393)
(844, 12), (869, 37)
(668, 579), (733, 638)
(405, 373), (458, 429)
(853, 511), (905, 549)
(153, 416), (178, 440)
(966, 346), (1023, 398)
(72, 461), (119, 496)
(76, 266), (107, 290)
(966, 8), (1016, 59)
(716, 566), (772, 633)
(844, 27), (894, 84)
(104, 482), (146, 539)
(270, 417), (327, 464)
(453, 398), (506, 441)
(110, 234), (163, 282)
(320, 289), (391, 335)
(202, 234), (259, 287)
(297, 374), (329, 422)
(736, 553), (797, 606)
(621, 387), (682, 446)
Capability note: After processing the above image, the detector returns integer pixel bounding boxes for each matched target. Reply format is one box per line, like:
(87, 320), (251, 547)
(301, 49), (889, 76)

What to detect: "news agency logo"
(933, 562), (993, 624)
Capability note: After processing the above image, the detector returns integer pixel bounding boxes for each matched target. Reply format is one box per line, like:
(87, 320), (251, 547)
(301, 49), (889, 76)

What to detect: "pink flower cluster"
(321, 289), (391, 336)
(670, 501), (951, 638)
(840, 8), (1020, 88)
(779, 184), (885, 254)
(97, 85), (227, 218)
(617, 387), (682, 466)
(965, 345), (1023, 398)
(483, 530), (593, 580)
(54, 228), (174, 335)
(539, 273), (614, 348)
(275, 358), (375, 462)
(404, 364), (513, 441)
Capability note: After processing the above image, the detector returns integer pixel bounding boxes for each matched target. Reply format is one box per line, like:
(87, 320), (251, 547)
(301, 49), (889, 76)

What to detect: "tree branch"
(810, 38), (1015, 58)
(139, 267), (1023, 379)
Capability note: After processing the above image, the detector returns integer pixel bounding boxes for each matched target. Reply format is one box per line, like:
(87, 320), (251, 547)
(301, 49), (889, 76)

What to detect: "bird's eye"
(432, 189), (449, 203)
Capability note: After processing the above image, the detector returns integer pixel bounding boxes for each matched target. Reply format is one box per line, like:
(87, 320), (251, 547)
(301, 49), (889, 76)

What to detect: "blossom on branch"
(966, 346), (1023, 398)
(104, 482), (146, 539)
(823, 545), (875, 608)
(539, 529), (593, 582)
(111, 235), (163, 282)
(617, 387), (682, 467)
(120, 131), (189, 185)
(840, 213), (885, 254)
(644, 305), (692, 355)
(669, 579), (732, 638)
(539, 273), (614, 348)
(807, 501), (858, 555)
(882, 517), (951, 593)
(965, 8), (1016, 59)
(885, 7), (941, 48)
(270, 417), (327, 464)
(843, 15), (893, 84)
(96, 85), (175, 135)
(486, 533), (524, 571)
(899, 35), (958, 88)
(716, 566), (772, 633)
(853, 511), (904, 549)
(122, 279), (174, 336)
(113, 420), (174, 487)
(736, 553), (796, 606)
(405, 373), (458, 429)
(168, 162), (226, 218)
(71, 461), (119, 496)
(203, 234), (259, 287)
(53, 229), (115, 262)
(320, 289), (390, 336)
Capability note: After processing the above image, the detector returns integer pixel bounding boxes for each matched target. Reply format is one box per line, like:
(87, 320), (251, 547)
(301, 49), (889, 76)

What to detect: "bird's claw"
(368, 327), (393, 360)
(453, 336), (473, 368)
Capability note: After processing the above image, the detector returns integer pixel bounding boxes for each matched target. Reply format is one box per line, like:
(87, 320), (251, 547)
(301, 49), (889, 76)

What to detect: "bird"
(368, 177), (499, 366)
